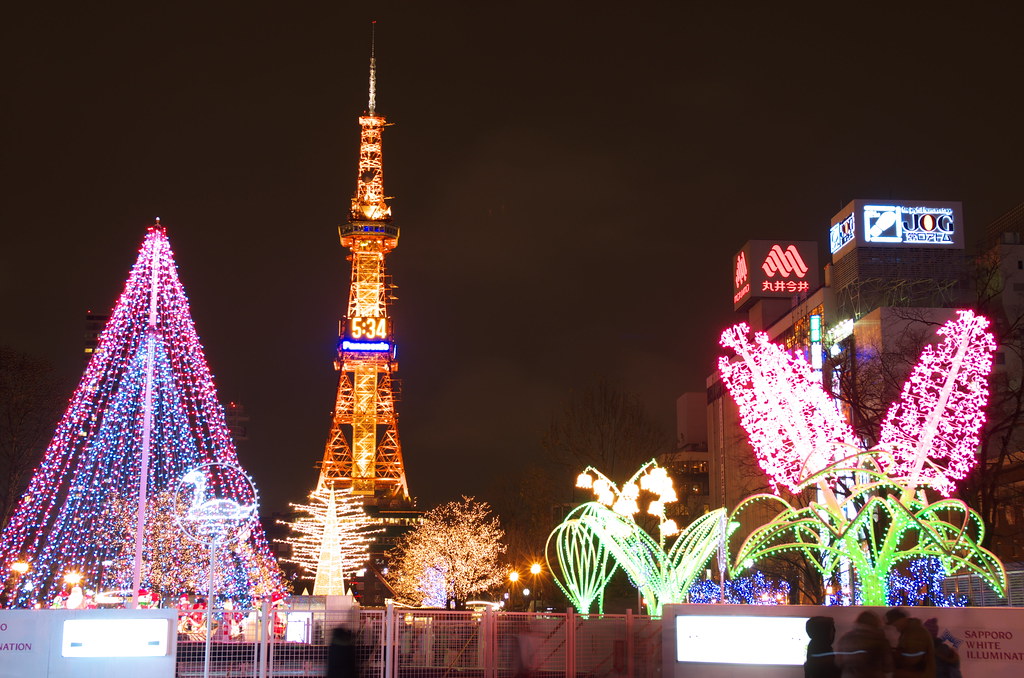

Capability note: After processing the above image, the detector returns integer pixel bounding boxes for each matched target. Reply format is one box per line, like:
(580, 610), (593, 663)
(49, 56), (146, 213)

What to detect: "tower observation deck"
(317, 37), (409, 503)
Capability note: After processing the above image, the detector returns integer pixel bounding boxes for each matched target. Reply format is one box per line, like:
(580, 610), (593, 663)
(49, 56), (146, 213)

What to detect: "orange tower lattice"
(317, 38), (409, 502)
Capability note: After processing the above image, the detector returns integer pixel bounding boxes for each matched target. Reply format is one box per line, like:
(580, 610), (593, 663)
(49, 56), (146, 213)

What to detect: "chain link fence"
(173, 604), (661, 678)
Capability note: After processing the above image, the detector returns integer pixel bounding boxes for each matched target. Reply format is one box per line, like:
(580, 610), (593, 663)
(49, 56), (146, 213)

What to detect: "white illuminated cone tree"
(280, 487), (379, 595)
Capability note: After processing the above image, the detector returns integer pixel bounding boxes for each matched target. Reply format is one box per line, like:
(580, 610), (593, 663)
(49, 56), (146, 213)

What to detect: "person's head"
(806, 616), (836, 645)
(884, 608), (908, 628)
(923, 618), (939, 638)
(856, 611), (882, 628)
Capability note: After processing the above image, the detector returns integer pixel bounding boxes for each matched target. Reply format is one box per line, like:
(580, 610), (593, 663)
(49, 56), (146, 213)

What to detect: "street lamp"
(3, 562), (30, 609)
(508, 571), (520, 610)
(529, 563), (543, 611)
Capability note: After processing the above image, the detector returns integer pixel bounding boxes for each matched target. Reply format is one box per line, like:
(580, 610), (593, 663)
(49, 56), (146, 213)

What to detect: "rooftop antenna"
(368, 21), (377, 116)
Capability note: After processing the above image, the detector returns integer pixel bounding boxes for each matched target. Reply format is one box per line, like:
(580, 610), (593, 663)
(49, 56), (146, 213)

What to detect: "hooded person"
(805, 616), (840, 678)
(924, 617), (962, 678)
(885, 608), (935, 678)
(835, 611), (893, 678)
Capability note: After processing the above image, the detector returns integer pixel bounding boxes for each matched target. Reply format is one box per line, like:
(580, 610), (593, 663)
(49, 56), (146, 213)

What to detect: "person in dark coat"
(835, 611), (893, 678)
(805, 615), (841, 678)
(924, 617), (962, 678)
(885, 608), (936, 678)
(326, 626), (360, 677)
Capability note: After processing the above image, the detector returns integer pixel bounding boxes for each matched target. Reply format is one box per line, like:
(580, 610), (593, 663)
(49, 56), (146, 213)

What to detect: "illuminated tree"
(97, 487), (283, 604)
(0, 224), (285, 606)
(886, 557), (968, 607)
(387, 497), (506, 608)
(719, 311), (1006, 606)
(99, 491), (202, 597)
(279, 487), (379, 595)
(98, 490), (207, 599)
(547, 461), (731, 615)
(688, 571), (790, 605)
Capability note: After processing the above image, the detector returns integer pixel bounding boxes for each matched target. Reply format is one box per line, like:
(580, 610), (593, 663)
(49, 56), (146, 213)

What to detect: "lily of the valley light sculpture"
(546, 460), (731, 616)
(718, 310), (1006, 606)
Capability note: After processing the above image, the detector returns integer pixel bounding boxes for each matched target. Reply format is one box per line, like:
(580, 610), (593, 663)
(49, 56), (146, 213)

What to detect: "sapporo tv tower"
(319, 30), (409, 505)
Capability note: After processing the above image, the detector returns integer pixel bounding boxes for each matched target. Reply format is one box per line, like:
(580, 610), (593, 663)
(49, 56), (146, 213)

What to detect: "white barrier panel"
(664, 604), (1024, 678)
(0, 610), (48, 677)
(0, 609), (176, 678)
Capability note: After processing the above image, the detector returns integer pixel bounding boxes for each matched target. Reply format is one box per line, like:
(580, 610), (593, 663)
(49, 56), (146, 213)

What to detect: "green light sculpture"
(720, 311), (1007, 605)
(546, 503), (618, 615)
(546, 461), (732, 616)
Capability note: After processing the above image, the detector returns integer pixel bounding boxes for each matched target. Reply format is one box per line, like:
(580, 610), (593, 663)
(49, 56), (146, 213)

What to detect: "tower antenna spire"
(368, 21), (377, 116)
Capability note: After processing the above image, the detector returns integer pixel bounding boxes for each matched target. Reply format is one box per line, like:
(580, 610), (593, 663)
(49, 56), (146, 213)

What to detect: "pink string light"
(878, 310), (996, 496)
(718, 311), (995, 498)
(718, 323), (857, 494)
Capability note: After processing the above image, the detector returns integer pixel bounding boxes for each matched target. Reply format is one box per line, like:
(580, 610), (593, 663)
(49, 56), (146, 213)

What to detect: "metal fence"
(943, 567), (1024, 607)
(173, 605), (662, 678)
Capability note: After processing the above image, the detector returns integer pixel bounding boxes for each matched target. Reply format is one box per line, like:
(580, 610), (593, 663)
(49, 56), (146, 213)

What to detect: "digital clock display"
(348, 317), (388, 340)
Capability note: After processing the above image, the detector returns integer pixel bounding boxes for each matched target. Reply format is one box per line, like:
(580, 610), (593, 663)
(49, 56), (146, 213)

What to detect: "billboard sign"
(830, 199), (963, 260)
(0, 609), (176, 678)
(665, 604), (1024, 678)
(733, 240), (819, 311)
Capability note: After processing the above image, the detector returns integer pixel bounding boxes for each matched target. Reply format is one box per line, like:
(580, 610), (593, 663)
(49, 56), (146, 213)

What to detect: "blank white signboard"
(676, 615), (809, 665)
(62, 618), (169, 657)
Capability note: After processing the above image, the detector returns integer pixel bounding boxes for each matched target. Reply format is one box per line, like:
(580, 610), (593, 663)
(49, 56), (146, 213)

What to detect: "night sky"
(3, 3), (1022, 514)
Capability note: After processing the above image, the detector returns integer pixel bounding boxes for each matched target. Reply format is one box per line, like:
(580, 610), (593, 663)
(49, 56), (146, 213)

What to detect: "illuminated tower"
(285, 32), (413, 597)
(319, 34), (409, 504)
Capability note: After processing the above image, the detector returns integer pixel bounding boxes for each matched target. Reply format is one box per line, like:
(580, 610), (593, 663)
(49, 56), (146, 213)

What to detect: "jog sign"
(829, 199), (964, 260)
(733, 240), (819, 311)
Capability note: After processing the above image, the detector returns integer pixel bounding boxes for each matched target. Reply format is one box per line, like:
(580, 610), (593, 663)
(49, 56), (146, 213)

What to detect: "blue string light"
(689, 571), (790, 605)
(0, 225), (284, 607)
(886, 557), (968, 607)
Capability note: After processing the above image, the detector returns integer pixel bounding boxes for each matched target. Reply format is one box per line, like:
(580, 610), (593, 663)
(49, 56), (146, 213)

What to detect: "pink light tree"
(718, 310), (1005, 605)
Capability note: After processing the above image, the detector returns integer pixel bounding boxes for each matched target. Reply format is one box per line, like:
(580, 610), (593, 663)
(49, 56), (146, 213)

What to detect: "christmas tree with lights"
(279, 487), (380, 595)
(0, 223), (284, 607)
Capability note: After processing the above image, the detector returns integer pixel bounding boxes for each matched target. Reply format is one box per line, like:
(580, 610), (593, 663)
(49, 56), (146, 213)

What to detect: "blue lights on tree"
(886, 557), (968, 607)
(0, 224), (284, 607)
(688, 571), (790, 605)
